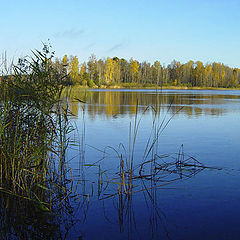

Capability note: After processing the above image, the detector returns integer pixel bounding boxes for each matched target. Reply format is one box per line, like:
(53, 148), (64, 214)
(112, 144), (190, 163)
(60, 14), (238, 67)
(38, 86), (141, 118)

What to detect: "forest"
(52, 54), (240, 88)
(1, 53), (240, 88)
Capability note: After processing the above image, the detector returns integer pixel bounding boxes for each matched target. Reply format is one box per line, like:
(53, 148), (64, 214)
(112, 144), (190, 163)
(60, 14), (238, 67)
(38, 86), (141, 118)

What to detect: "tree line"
(2, 53), (240, 88)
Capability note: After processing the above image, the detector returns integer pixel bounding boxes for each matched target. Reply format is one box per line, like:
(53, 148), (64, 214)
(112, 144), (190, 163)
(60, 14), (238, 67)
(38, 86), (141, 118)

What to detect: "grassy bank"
(67, 83), (240, 90)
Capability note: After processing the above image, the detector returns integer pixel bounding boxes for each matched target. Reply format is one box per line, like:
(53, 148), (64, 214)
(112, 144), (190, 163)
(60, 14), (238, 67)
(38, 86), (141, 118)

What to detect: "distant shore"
(69, 84), (240, 91)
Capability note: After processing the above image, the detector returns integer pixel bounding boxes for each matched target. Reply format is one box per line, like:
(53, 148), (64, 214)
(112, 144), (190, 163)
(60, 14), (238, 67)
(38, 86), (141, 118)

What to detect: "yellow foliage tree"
(69, 56), (80, 84)
(129, 59), (139, 83)
(61, 55), (68, 76)
(104, 58), (114, 85)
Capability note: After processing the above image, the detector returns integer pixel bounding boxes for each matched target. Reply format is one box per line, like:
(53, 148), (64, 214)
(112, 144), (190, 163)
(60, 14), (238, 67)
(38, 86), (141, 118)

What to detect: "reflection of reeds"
(76, 95), (213, 237)
(69, 91), (222, 238)
(83, 95), (211, 239)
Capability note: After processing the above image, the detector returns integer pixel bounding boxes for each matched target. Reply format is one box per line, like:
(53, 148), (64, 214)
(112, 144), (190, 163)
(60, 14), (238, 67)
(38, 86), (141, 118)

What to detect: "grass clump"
(0, 44), (74, 210)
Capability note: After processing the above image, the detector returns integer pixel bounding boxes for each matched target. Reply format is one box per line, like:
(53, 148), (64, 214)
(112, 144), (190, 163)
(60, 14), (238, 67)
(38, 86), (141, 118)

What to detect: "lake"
(4, 89), (240, 239)
(62, 89), (240, 240)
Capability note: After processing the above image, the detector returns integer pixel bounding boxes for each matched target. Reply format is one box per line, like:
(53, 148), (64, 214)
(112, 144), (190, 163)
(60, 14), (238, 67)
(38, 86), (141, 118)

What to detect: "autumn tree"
(62, 55), (68, 75)
(129, 58), (139, 83)
(80, 63), (89, 85)
(205, 64), (213, 87)
(69, 56), (80, 84)
(194, 61), (205, 86)
(104, 58), (114, 85)
(49, 53), (240, 89)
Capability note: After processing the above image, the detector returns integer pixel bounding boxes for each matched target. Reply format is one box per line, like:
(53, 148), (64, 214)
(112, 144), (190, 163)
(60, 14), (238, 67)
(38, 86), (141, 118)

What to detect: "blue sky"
(1, 0), (240, 67)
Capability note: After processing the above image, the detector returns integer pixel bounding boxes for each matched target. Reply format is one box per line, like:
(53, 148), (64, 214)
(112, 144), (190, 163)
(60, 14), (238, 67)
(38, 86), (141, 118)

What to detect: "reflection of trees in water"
(66, 90), (239, 119)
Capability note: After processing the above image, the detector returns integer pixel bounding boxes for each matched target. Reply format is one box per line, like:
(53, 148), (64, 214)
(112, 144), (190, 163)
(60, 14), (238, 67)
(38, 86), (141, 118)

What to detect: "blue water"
(63, 89), (240, 239)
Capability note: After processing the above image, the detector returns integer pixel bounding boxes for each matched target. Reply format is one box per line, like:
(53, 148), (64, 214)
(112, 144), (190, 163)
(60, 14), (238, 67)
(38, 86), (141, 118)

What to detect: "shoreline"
(68, 84), (240, 91)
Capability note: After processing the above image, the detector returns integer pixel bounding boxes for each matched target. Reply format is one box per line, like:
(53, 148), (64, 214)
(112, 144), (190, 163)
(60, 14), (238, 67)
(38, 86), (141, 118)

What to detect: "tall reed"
(0, 44), (75, 210)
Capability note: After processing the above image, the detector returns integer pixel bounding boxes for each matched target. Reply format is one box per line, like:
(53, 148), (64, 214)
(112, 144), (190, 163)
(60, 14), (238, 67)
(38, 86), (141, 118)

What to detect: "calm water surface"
(4, 89), (240, 240)
(63, 89), (240, 240)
